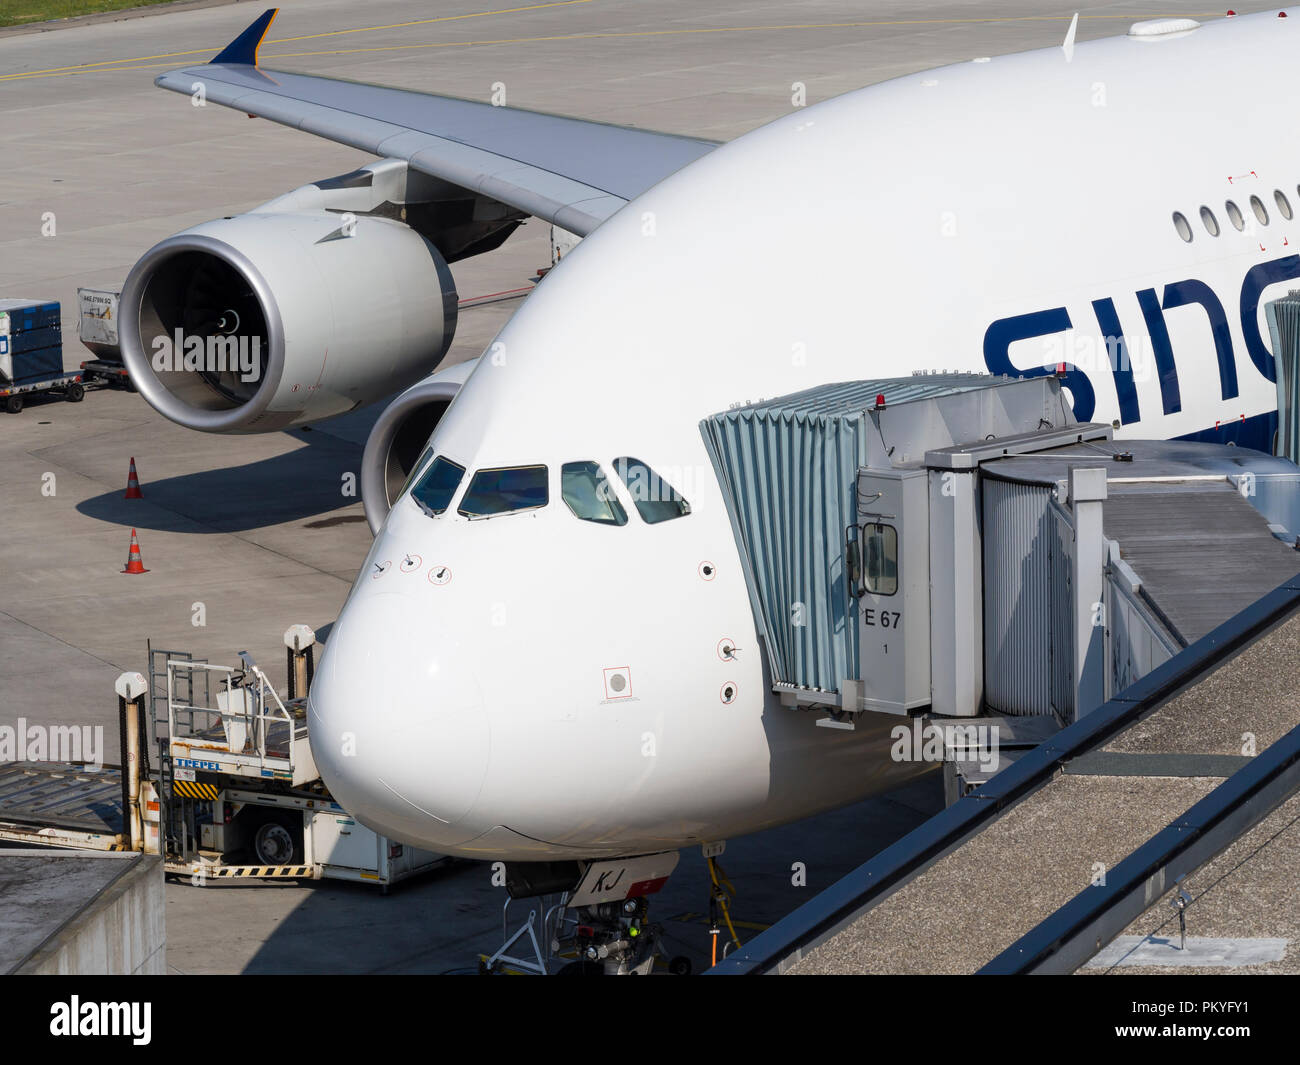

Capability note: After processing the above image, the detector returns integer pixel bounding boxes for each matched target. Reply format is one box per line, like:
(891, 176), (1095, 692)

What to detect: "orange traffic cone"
(124, 457), (143, 499)
(122, 528), (149, 574)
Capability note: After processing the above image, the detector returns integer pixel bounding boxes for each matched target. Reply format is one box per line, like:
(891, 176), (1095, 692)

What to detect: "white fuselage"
(309, 11), (1300, 859)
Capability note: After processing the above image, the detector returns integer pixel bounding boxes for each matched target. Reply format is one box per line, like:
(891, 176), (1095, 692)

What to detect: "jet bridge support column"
(928, 466), (982, 717)
(115, 671), (148, 852)
(285, 624), (316, 699)
(1069, 468), (1108, 720)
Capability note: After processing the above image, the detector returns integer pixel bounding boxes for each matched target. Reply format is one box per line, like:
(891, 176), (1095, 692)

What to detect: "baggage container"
(0, 299), (64, 385)
(0, 298), (83, 411)
(77, 288), (119, 360)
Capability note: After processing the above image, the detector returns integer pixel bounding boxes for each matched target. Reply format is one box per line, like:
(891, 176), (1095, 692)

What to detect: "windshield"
(410, 456), (466, 516)
(458, 465), (548, 518)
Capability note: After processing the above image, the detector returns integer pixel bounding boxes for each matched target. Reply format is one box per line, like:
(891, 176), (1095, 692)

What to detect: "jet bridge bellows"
(701, 374), (1300, 726)
(1267, 291), (1300, 464)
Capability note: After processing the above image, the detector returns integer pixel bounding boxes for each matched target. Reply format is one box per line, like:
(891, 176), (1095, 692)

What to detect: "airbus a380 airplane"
(118, 8), (1300, 966)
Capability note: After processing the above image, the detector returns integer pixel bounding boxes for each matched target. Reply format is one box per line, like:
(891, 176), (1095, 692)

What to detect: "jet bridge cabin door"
(849, 468), (929, 714)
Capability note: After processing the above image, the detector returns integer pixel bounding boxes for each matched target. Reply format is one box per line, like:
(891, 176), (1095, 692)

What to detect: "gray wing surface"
(157, 15), (717, 235)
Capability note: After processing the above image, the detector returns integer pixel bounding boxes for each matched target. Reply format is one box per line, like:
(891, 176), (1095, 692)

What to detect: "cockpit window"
(410, 455), (465, 517)
(458, 465), (548, 518)
(562, 461), (627, 526)
(613, 456), (691, 524)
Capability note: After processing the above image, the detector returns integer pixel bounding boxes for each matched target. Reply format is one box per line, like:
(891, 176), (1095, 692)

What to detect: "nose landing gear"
(482, 851), (690, 975)
(555, 896), (660, 975)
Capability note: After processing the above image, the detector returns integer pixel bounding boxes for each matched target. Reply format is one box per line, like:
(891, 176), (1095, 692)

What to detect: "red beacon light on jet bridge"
(873, 393), (886, 411)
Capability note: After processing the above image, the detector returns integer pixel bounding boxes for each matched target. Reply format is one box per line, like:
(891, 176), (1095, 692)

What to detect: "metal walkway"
(0, 762), (125, 850)
(1104, 483), (1300, 645)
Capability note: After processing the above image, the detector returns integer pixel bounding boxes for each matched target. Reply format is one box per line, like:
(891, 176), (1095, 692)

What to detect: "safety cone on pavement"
(124, 457), (144, 499)
(122, 528), (149, 574)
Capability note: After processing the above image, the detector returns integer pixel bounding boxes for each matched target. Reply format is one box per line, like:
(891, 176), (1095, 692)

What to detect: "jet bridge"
(701, 373), (1300, 730)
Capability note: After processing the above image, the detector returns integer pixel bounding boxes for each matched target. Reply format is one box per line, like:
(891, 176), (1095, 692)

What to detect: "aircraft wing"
(155, 9), (719, 236)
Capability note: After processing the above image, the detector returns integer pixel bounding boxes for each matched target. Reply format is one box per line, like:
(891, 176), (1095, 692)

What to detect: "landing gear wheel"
(252, 814), (302, 865)
(64, 382), (85, 402)
(669, 955), (692, 976)
(5, 395), (22, 414)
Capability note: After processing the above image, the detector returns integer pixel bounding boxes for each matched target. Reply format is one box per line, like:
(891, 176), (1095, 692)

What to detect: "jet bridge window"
(458, 464), (548, 518)
(863, 522), (898, 596)
(410, 455), (465, 516)
(613, 456), (691, 524)
(562, 461), (627, 526)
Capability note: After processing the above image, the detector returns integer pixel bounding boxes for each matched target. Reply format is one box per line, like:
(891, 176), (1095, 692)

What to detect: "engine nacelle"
(119, 207), (457, 433)
(360, 359), (477, 534)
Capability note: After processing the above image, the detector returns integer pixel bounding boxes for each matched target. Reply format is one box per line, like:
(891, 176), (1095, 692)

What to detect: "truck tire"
(65, 382), (85, 402)
(251, 811), (303, 865)
(4, 395), (22, 414)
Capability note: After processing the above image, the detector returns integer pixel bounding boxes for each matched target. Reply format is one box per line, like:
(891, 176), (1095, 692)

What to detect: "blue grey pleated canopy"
(1266, 292), (1300, 464)
(700, 377), (999, 693)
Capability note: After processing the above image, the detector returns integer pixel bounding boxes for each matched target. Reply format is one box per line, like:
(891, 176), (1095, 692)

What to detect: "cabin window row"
(1173, 187), (1296, 242)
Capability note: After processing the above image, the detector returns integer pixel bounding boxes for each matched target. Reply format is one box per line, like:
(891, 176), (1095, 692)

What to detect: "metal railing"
(166, 659), (295, 774)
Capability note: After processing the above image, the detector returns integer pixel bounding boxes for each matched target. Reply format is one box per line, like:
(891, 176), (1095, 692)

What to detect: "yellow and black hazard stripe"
(206, 865), (313, 879)
(172, 779), (219, 801)
(175, 864), (315, 881)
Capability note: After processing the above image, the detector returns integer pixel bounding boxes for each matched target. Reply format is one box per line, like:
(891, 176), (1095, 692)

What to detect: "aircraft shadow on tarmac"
(76, 427), (373, 534)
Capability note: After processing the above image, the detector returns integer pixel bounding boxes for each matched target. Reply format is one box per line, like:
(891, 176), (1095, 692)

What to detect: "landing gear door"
(853, 468), (930, 714)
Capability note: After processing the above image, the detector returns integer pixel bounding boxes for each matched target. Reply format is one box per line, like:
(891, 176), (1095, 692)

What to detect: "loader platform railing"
(165, 659), (298, 780)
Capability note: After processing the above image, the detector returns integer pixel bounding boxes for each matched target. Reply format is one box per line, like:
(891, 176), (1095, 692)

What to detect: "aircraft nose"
(309, 590), (490, 846)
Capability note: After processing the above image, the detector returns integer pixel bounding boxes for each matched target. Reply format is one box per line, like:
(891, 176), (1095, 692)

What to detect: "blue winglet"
(211, 8), (279, 66)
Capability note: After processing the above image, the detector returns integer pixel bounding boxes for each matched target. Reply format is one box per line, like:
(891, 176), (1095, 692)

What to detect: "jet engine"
(117, 159), (523, 434)
(118, 211), (456, 433)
